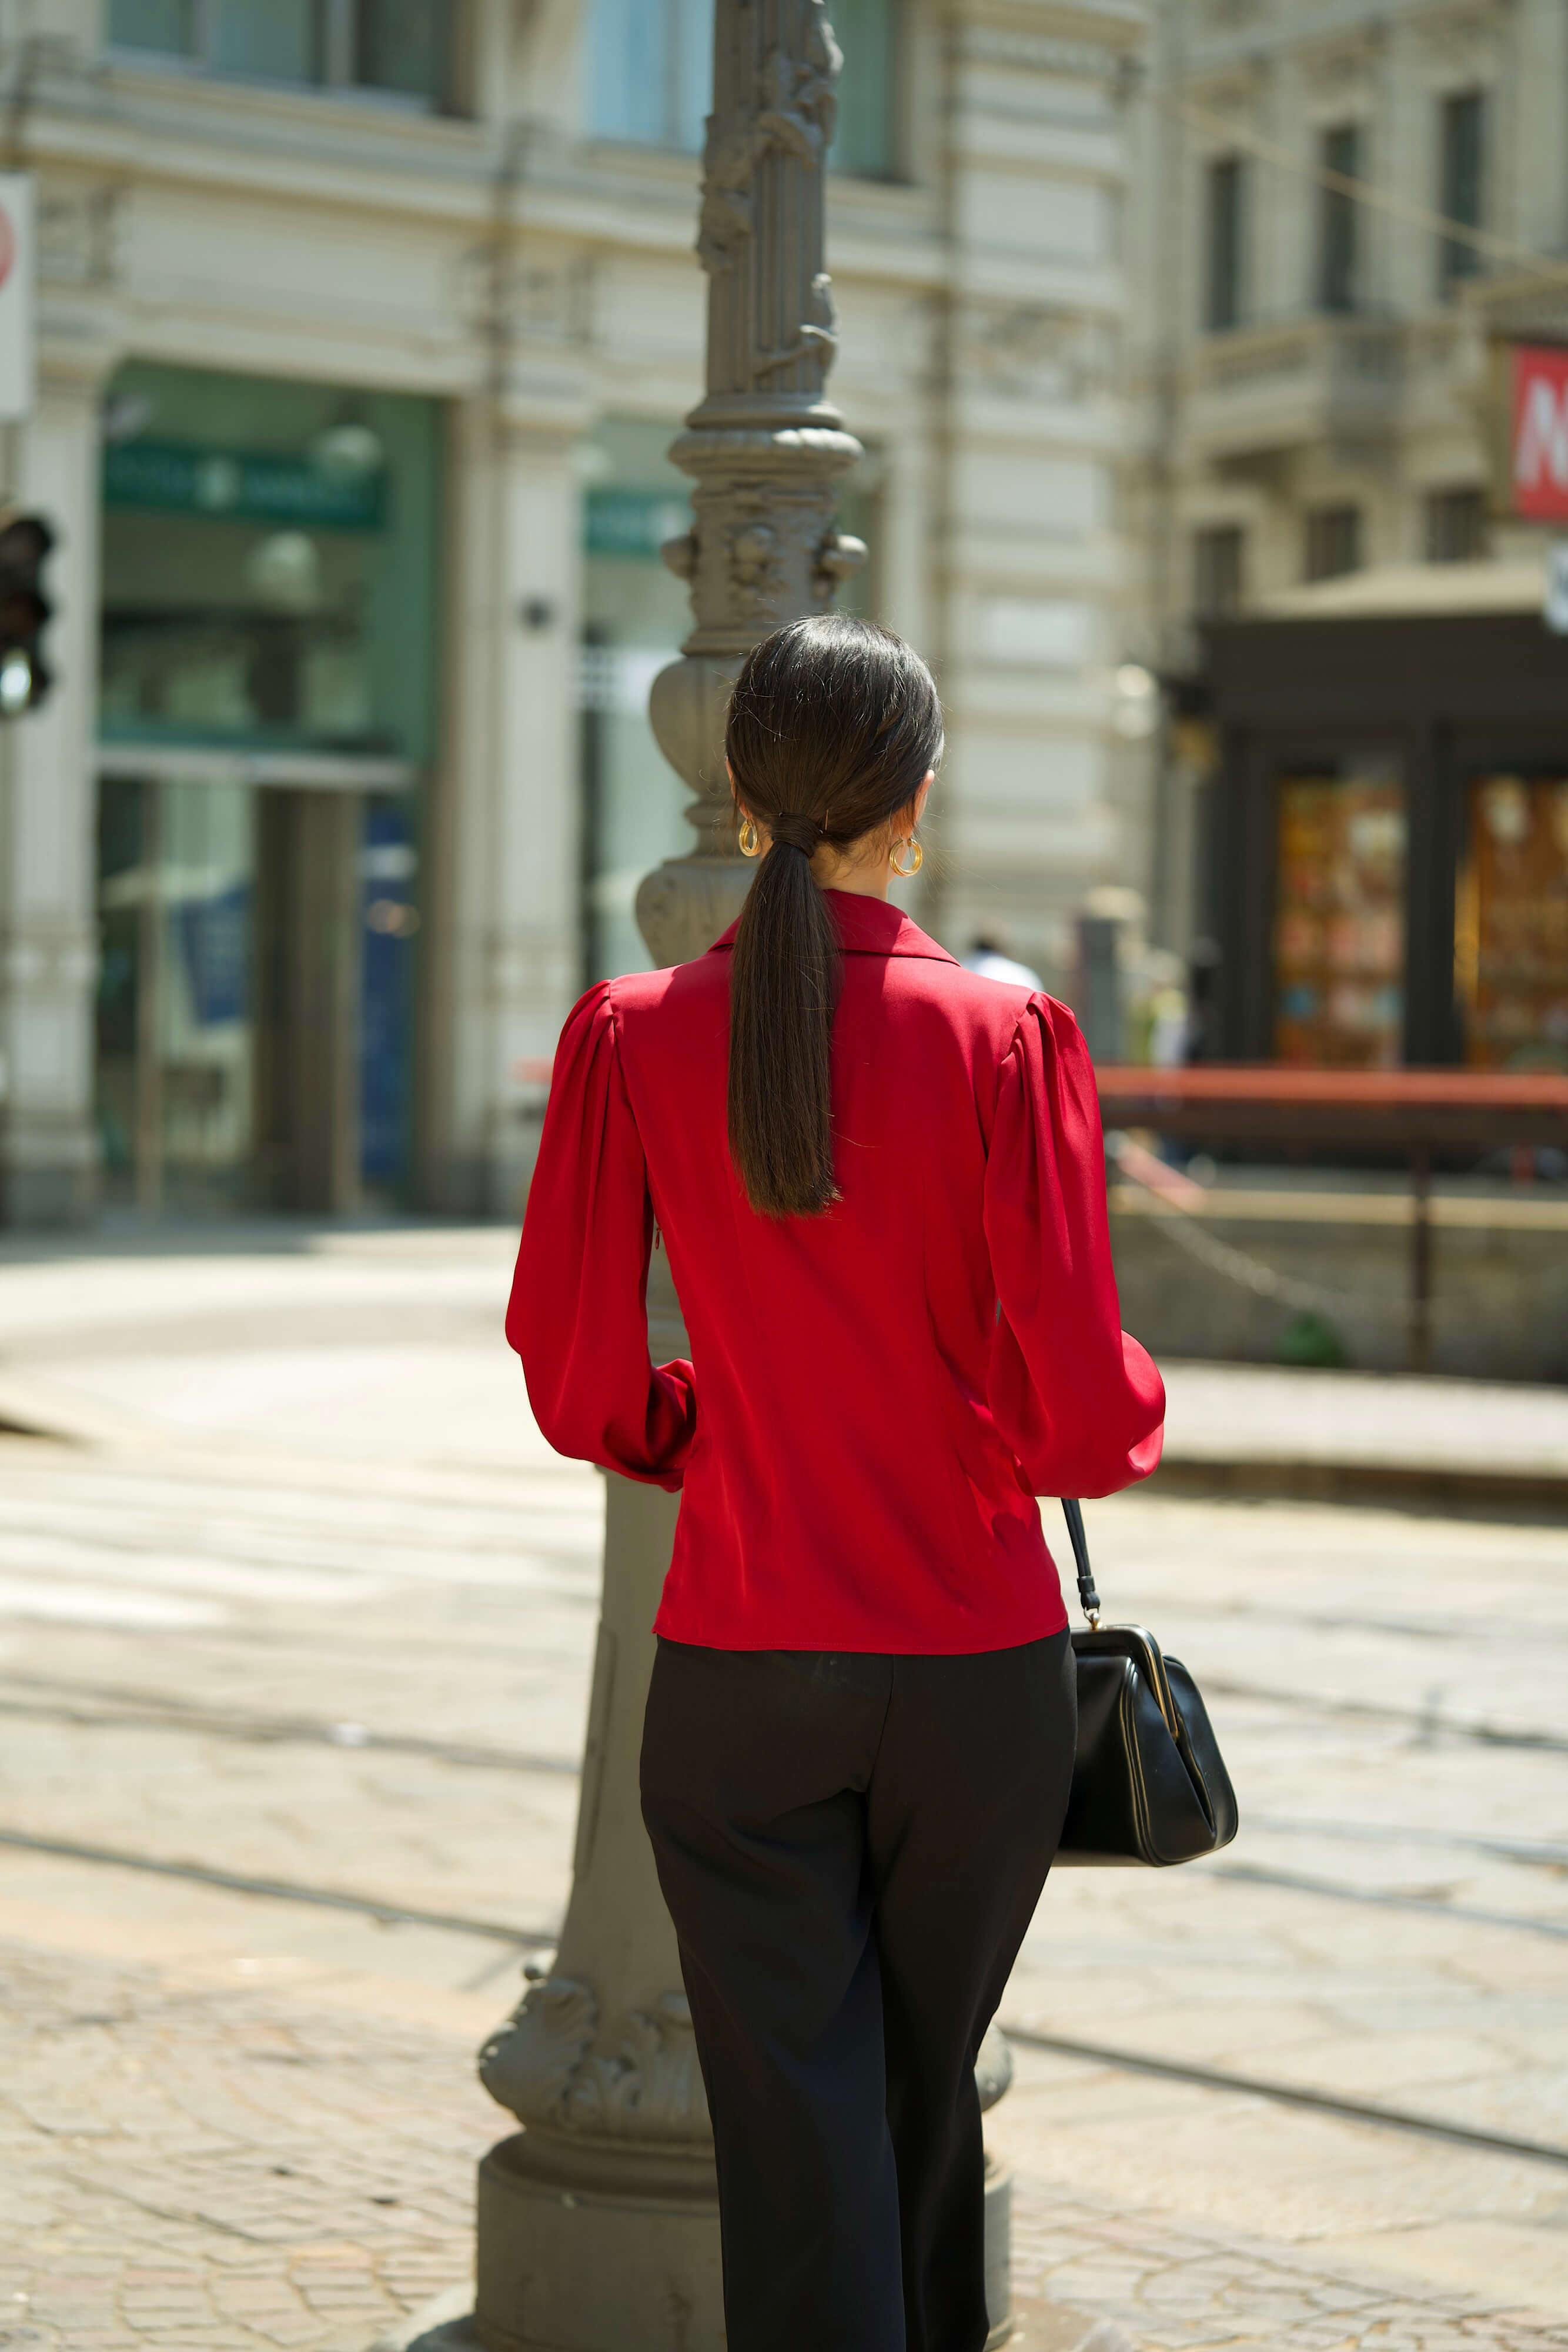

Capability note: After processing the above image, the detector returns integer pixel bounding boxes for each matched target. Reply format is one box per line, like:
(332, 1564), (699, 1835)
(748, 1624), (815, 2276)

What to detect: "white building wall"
(1129, 0), (1567, 953)
(2, 0), (1151, 1222)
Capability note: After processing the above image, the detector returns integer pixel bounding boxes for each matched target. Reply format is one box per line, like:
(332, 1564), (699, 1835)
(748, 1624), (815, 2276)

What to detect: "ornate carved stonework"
(38, 183), (121, 289)
(479, 1977), (712, 2143)
(1415, 8), (1499, 82)
(637, 0), (868, 956)
(967, 305), (1117, 404)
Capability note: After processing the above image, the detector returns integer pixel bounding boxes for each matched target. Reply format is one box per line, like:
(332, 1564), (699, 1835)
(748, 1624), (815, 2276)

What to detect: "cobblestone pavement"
(1, 1227), (1565, 2351)
(0, 1942), (487, 2352)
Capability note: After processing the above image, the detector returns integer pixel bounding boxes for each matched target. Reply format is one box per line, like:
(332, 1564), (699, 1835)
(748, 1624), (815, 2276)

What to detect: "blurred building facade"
(1131, 0), (1568, 1074)
(0, 0), (1149, 1227)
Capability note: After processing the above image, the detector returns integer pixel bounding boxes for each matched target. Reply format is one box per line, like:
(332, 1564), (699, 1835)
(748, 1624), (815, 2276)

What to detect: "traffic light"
(0, 510), (55, 717)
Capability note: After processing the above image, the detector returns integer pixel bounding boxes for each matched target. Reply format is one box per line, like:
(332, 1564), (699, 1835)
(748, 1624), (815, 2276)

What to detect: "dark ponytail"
(726, 615), (944, 1220)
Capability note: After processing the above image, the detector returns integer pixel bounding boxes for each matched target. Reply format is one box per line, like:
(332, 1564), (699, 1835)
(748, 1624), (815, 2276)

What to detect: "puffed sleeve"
(983, 995), (1165, 1498)
(506, 982), (697, 1491)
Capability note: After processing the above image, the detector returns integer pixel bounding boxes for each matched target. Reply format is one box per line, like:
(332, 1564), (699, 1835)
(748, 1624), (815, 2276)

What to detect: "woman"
(509, 615), (1164, 2352)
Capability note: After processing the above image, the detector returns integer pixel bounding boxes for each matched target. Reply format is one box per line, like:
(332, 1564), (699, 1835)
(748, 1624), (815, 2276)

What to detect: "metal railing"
(1095, 1065), (1568, 1372)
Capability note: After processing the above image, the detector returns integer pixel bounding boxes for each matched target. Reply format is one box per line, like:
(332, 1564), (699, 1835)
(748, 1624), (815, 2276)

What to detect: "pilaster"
(0, 351), (108, 1225)
(423, 393), (586, 1218)
(931, 0), (1149, 991)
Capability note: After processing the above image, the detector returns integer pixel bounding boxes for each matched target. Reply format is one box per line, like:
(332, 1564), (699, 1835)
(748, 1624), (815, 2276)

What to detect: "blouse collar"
(708, 889), (958, 963)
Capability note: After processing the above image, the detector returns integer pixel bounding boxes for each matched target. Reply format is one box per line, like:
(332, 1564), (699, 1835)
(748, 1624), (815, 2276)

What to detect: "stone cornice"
(952, 0), (1148, 51)
(22, 74), (951, 286)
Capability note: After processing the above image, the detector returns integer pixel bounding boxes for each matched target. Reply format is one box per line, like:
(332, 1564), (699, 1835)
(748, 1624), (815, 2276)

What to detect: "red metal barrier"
(1094, 1065), (1568, 1372)
(1094, 1065), (1568, 1148)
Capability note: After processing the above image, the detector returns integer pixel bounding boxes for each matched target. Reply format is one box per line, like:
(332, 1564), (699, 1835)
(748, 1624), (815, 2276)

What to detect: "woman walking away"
(508, 614), (1164, 2352)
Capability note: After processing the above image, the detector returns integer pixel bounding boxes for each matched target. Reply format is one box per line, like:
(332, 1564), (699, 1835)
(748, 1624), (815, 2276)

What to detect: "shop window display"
(1273, 771), (1406, 1067)
(93, 363), (435, 1212)
(1456, 776), (1568, 1071)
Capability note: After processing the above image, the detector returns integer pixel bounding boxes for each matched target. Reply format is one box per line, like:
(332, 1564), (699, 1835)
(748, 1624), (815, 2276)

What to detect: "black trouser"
(640, 1632), (1076, 2352)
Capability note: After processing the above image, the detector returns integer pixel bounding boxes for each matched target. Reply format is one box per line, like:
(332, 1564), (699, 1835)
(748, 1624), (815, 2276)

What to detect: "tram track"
(1201, 1674), (1568, 1755)
(0, 1671), (580, 1774)
(998, 2025), (1568, 2172)
(1208, 1860), (1568, 1941)
(5, 1658), (1567, 1785)
(0, 1825), (558, 1948)
(2, 1820), (1563, 2177)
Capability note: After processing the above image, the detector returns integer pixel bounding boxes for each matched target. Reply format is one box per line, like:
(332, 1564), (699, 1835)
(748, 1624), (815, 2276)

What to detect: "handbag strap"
(1060, 1498), (1102, 1628)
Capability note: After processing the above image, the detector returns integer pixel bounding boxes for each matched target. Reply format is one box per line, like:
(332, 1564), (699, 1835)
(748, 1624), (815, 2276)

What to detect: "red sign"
(1512, 344), (1568, 520)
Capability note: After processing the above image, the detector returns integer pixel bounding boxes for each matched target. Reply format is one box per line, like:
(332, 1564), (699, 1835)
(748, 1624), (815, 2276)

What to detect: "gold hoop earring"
(738, 816), (760, 858)
(890, 836), (923, 879)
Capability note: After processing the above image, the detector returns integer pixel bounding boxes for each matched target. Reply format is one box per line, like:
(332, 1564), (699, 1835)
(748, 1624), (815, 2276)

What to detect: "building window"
(1318, 123), (1362, 314)
(587, 0), (712, 151)
(587, 0), (896, 171)
(1304, 503), (1362, 582)
(1193, 524), (1245, 618)
(1425, 485), (1487, 562)
(828, 0), (897, 178)
(1205, 155), (1246, 332)
(1438, 88), (1486, 296)
(106, 0), (449, 105)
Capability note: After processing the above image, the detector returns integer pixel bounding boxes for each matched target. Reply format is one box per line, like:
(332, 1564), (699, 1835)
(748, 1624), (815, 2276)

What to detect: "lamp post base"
(475, 2130), (723, 2352)
(472, 2132), (1014, 2352)
(984, 2153), (1015, 2348)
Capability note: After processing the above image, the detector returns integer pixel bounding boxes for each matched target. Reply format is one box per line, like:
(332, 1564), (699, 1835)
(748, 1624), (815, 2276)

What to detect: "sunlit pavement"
(0, 1226), (1564, 2352)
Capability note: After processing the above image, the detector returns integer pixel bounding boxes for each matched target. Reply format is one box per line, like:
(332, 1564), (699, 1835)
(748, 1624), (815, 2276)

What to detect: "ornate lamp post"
(637, 0), (866, 965)
(472, 4), (1014, 2344)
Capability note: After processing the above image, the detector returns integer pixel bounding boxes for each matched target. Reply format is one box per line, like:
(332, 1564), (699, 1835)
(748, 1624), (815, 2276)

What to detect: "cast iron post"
(473, 6), (1014, 2344)
(637, 0), (866, 964)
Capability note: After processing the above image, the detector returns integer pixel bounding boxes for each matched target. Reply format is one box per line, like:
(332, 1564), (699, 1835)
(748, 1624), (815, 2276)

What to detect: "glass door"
(96, 772), (258, 1214)
(95, 769), (417, 1213)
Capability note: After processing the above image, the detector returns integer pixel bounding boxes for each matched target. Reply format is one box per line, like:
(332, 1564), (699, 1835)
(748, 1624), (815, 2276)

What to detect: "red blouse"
(507, 891), (1164, 1653)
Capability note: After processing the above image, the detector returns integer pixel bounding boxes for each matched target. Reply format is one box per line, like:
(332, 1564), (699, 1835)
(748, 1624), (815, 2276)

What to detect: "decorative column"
(473, 6), (1012, 2346)
(635, 0), (866, 967)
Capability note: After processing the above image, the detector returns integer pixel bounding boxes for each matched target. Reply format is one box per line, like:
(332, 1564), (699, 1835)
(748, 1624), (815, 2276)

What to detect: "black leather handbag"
(1054, 1498), (1239, 1867)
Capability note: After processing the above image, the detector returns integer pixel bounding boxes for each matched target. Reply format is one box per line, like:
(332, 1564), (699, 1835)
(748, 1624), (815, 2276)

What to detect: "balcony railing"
(1186, 314), (1445, 462)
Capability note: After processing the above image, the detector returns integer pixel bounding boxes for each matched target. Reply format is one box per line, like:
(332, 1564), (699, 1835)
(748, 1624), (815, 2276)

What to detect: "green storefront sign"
(104, 439), (387, 531)
(585, 487), (692, 558)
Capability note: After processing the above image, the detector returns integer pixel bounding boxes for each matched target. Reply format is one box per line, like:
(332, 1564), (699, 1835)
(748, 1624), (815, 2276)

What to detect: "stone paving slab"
(6, 1935), (1564, 2352)
(1, 1940), (490, 2352)
(2, 1233), (1566, 2351)
(1009, 2192), (1568, 2352)
(2, 1227), (1566, 1489)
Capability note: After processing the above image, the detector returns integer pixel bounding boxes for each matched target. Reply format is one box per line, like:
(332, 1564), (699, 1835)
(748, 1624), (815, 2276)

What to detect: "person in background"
(509, 616), (1164, 2352)
(961, 933), (1044, 991)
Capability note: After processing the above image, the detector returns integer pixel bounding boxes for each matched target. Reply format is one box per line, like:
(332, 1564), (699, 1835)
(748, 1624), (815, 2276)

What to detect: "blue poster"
(361, 804), (417, 1187)
(175, 883), (250, 1026)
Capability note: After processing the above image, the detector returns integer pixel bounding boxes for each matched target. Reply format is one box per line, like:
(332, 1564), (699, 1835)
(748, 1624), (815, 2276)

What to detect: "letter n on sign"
(1513, 345), (1568, 520)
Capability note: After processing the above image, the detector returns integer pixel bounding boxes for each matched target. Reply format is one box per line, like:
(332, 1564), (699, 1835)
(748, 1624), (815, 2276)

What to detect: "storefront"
(1202, 585), (1568, 1073)
(93, 362), (440, 1212)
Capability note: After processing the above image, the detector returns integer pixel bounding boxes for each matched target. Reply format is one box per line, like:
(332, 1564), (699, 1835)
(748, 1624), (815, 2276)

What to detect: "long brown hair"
(726, 615), (943, 1219)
